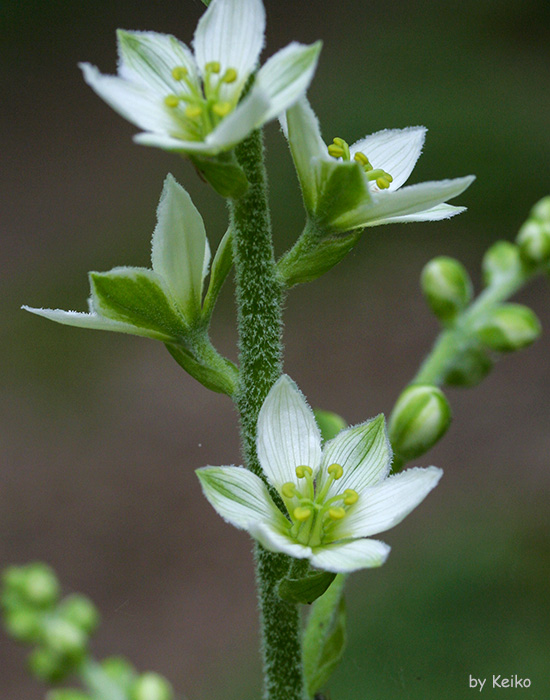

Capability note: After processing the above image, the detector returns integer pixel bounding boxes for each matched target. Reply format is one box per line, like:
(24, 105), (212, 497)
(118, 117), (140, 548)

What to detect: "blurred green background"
(1, 0), (549, 697)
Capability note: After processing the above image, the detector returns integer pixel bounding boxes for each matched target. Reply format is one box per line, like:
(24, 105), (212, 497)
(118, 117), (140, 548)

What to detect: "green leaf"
(303, 574), (347, 696)
(278, 570), (336, 605)
(278, 229), (362, 287)
(202, 227), (234, 320)
(191, 156), (248, 198)
(166, 343), (238, 396)
(90, 268), (188, 341)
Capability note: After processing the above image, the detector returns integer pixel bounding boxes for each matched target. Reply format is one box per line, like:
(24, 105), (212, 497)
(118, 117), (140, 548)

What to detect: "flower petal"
(310, 538), (390, 573)
(22, 306), (172, 341)
(254, 41), (322, 124)
(151, 174), (207, 322)
(320, 415), (392, 498)
(365, 203), (466, 226)
(193, 0), (265, 100)
(249, 521), (313, 560)
(283, 98), (330, 212)
(80, 63), (175, 134)
(116, 30), (198, 95)
(257, 375), (322, 490)
(333, 176), (475, 230)
(197, 466), (287, 532)
(331, 466), (443, 540)
(350, 127), (426, 191)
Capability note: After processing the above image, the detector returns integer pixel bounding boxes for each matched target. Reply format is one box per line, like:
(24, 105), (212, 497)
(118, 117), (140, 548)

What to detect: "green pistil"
(328, 137), (394, 189)
(283, 463), (359, 546)
(164, 63), (240, 139)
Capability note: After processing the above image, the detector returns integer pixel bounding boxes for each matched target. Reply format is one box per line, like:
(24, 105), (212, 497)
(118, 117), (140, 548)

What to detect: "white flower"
(197, 375), (442, 573)
(80, 0), (321, 156)
(282, 98), (475, 229)
(23, 174), (212, 341)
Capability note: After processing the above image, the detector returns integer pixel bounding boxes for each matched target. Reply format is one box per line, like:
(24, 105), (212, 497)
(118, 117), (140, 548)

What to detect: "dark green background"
(2, 1), (549, 697)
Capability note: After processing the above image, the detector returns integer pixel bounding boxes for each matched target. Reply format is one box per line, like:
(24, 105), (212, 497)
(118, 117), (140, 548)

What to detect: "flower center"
(328, 137), (393, 189)
(281, 463), (359, 547)
(164, 62), (239, 140)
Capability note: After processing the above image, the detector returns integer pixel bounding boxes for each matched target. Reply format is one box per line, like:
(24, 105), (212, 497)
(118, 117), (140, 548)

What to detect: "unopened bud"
(58, 594), (99, 635)
(516, 219), (550, 266)
(314, 409), (347, 443)
(388, 385), (451, 461)
(475, 304), (541, 353)
(130, 673), (174, 700)
(530, 195), (550, 222)
(21, 563), (60, 609)
(442, 346), (493, 387)
(43, 618), (87, 661)
(482, 241), (523, 287)
(421, 257), (472, 322)
(102, 656), (137, 690)
(28, 647), (68, 683)
(4, 607), (42, 643)
(47, 689), (93, 700)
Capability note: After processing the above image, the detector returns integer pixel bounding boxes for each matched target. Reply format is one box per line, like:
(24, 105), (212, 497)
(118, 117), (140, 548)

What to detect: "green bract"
(282, 98), (475, 230)
(197, 375), (442, 573)
(80, 0), (321, 159)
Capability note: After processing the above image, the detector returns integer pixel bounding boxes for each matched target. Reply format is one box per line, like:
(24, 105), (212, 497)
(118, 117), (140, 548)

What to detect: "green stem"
(230, 131), (306, 700)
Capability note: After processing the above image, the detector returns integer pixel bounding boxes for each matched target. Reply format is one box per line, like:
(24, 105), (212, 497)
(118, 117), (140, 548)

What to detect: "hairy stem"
(230, 130), (306, 700)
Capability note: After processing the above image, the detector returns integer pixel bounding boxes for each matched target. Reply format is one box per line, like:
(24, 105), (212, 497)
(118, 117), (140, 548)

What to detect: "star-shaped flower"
(81, 0), (321, 157)
(198, 375), (442, 573)
(282, 98), (474, 230)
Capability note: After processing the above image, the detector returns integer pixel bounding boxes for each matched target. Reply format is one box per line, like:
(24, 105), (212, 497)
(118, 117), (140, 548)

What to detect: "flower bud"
(442, 346), (493, 387)
(47, 690), (93, 700)
(102, 656), (137, 690)
(58, 594), (99, 635)
(4, 606), (42, 643)
(130, 673), (174, 700)
(482, 241), (523, 287)
(314, 409), (347, 443)
(388, 385), (451, 461)
(516, 219), (550, 266)
(421, 257), (473, 322)
(28, 647), (68, 683)
(530, 195), (550, 222)
(43, 618), (87, 661)
(21, 563), (60, 609)
(475, 304), (541, 353)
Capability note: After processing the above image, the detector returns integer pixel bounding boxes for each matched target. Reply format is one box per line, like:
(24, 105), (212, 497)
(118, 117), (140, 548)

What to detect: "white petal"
(22, 306), (172, 341)
(319, 415), (392, 499)
(197, 466), (287, 532)
(254, 41), (322, 123)
(116, 30), (198, 95)
(80, 63), (175, 134)
(284, 98), (330, 211)
(350, 127), (426, 191)
(310, 538), (390, 573)
(151, 175), (207, 322)
(365, 203), (466, 226)
(332, 466), (443, 540)
(193, 0), (265, 100)
(333, 176), (475, 230)
(257, 375), (322, 490)
(249, 521), (312, 560)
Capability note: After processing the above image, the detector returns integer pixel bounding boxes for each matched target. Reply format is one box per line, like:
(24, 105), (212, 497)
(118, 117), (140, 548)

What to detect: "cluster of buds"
(516, 196), (550, 268)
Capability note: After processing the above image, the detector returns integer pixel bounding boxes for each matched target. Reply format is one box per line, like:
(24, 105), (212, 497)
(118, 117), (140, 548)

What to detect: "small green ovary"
(281, 463), (359, 547)
(328, 137), (393, 189)
(163, 62), (241, 140)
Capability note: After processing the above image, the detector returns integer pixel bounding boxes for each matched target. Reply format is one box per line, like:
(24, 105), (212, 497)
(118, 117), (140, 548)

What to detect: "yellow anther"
(164, 94), (180, 108)
(295, 465), (313, 479)
(282, 482), (296, 499)
(376, 177), (391, 189)
(185, 105), (203, 118)
(293, 506), (312, 522)
(333, 137), (347, 147)
(223, 68), (238, 83)
(353, 152), (371, 167)
(343, 489), (359, 505)
(327, 463), (344, 480)
(328, 144), (345, 158)
(212, 101), (232, 117)
(205, 61), (221, 73)
(171, 66), (188, 81)
(328, 507), (346, 520)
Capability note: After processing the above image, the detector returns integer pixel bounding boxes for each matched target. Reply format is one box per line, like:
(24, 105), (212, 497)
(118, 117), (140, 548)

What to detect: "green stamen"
(171, 66), (188, 81)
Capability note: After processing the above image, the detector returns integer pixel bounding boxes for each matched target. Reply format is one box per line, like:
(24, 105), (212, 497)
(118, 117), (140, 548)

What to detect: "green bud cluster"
(389, 385), (451, 462)
(516, 195), (550, 267)
(1, 564), (98, 683)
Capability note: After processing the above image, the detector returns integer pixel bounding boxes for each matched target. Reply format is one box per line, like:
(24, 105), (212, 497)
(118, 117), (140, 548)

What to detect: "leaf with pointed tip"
(191, 156), (248, 198)
(278, 570), (336, 605)
(202, 227), (234, 320)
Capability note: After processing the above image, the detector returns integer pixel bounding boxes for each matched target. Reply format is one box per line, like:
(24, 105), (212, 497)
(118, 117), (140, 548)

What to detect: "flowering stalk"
(229, 130), (304, 700)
